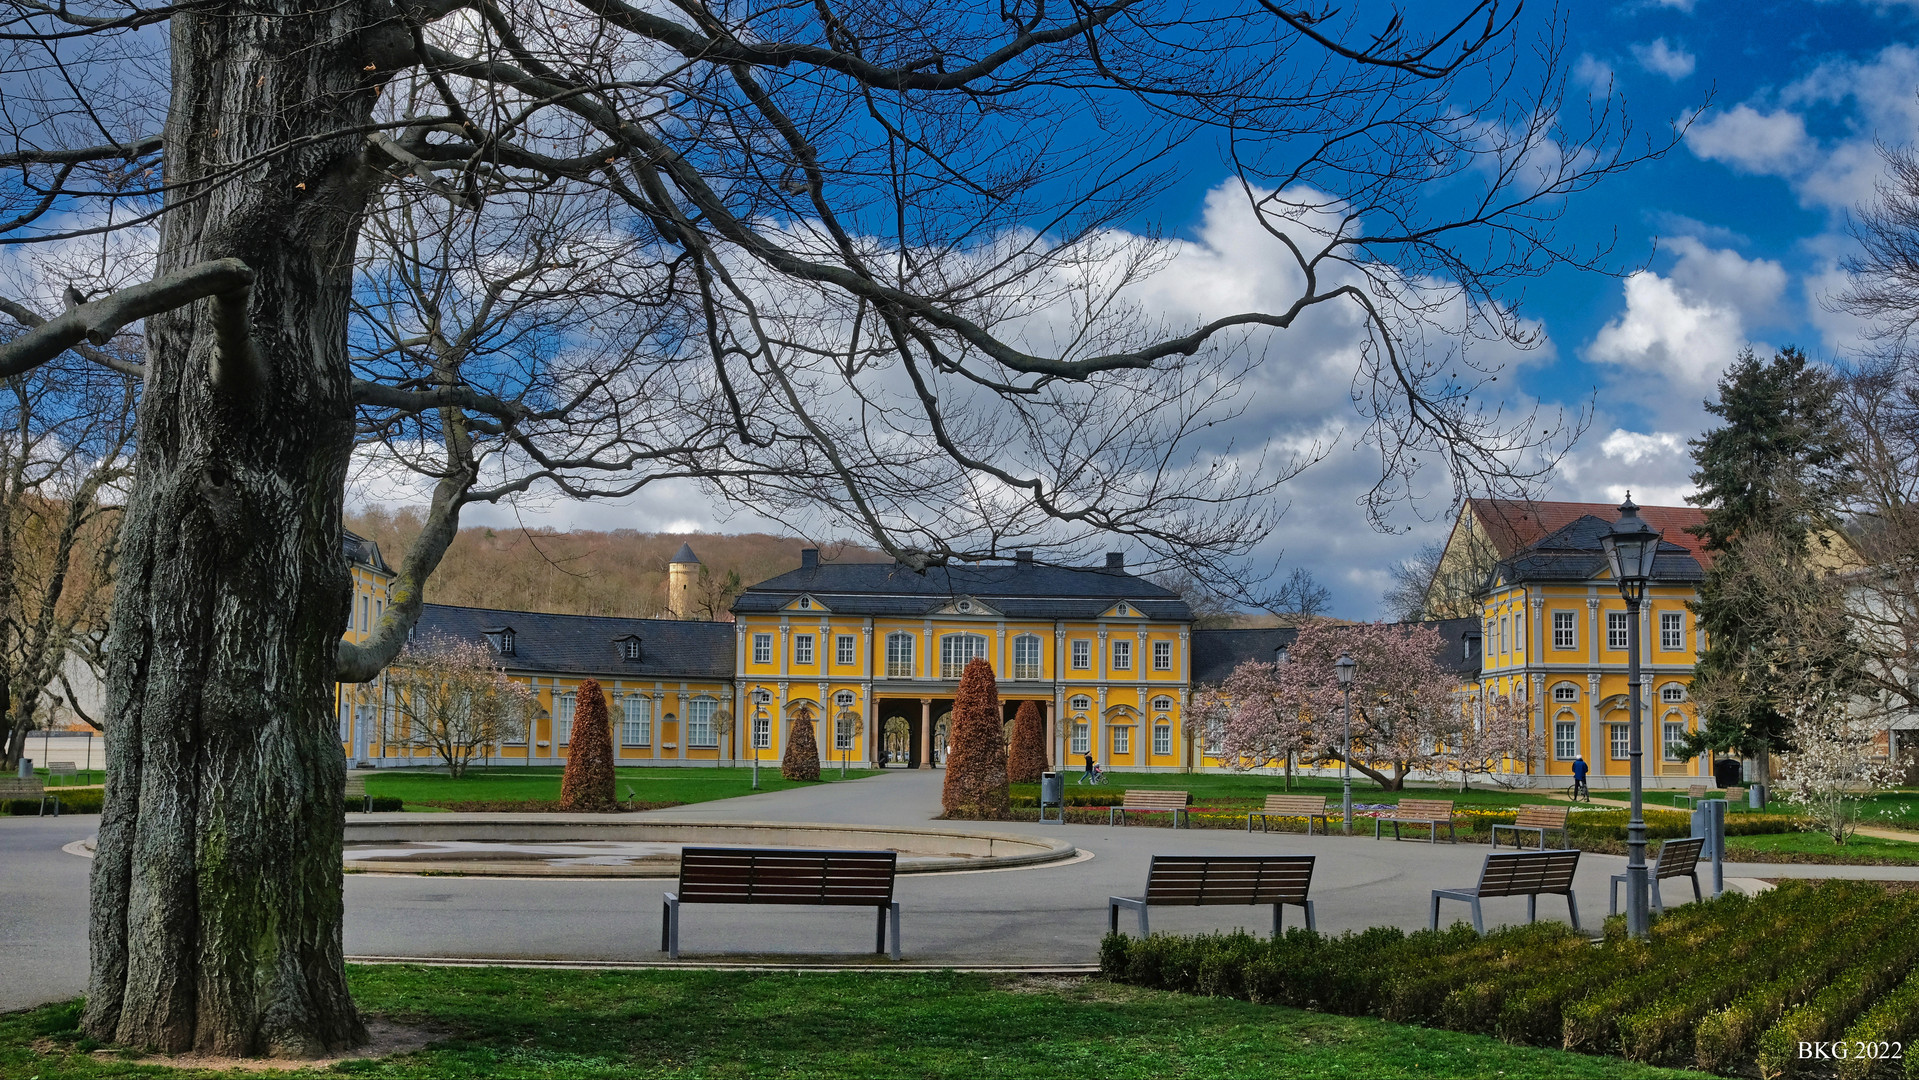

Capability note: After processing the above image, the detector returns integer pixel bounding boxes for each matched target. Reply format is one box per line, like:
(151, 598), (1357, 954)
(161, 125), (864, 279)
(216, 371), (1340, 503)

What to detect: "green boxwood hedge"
(1101, 880), (1919, 1078)
(3, 788), (103, 814)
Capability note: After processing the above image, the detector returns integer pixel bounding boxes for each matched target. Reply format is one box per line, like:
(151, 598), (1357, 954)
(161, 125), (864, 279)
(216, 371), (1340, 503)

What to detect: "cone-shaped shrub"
(1007, 700), (1048, 783)
(943, 657), (1011, 819)
(559, 679), (617, 811)
(782, 707), (822, 781)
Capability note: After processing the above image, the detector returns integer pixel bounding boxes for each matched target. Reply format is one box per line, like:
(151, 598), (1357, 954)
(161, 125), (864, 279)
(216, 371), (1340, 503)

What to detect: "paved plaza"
(7, 768), (1919, 1012)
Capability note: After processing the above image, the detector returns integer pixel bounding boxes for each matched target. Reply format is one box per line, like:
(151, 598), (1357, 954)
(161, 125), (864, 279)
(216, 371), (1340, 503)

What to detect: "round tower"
(666, 541), (701, 619)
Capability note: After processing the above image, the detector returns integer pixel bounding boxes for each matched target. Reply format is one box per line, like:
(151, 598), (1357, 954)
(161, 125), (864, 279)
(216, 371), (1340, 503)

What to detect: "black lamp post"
(752, 706), (766, 790)
(1600, 494), (1662, 939)
(1336, 651), (1357, 834)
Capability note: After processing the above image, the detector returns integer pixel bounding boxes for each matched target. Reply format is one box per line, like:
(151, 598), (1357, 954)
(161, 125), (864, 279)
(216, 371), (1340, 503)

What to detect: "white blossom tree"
(1212, 657), (1315, 787)
(1781, 706), (1900, 843)
(383, 636), (535, 779)
(1433, 689), (1536, 791)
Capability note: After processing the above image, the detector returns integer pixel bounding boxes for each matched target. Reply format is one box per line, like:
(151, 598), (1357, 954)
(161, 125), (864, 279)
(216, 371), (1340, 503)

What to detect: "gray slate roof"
(413, 603), (734, 680)
(732, 560), (1193, 621)
(342, 529), (388, 573)
(670, 542), (701, 564)
(1494, 514), (1704, 589)
(1190, 618), (1483, 685)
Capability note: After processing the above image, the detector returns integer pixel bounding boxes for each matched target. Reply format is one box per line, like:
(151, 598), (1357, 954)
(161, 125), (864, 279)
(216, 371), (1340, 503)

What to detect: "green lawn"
(1028, 770), (1570, 808)
(1726, 829), (1919, 863)
(365, 765), (881, 810)
(3, 967), (1709, 1079)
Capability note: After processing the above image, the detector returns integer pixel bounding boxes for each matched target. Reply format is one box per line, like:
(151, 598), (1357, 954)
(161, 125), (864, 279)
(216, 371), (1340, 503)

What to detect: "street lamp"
(1335, 651), (1357, 835)
(1600, 493), (1663, 939)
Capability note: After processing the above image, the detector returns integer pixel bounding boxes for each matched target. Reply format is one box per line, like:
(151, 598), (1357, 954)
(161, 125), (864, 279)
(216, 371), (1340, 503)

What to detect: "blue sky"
(401, 1), (1919, 617)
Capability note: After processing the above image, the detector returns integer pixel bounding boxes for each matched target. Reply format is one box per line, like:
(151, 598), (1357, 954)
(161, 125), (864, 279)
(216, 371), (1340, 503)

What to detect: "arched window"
(1011, 634), (1042, 680)
(1069, 695), (1091, 713)
(1151, 696), (1174, 713)
(1552, 682), (1579, 703)
(1661, 683), (1687, 703)
(941, 633), (989, 678)
(886, 632), (916, 677)
(835, 690), (856, 709)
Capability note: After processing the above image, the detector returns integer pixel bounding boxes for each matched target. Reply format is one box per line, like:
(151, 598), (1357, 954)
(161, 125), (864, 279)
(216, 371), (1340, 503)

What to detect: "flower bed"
(1101, 879), (1919, 1078)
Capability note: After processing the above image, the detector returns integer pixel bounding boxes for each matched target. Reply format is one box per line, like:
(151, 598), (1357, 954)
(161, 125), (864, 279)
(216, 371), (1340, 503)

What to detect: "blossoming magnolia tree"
(1241, 621), (1463, 791)
(1781, 706), (1900, 843)
(1211, 659), (1315, 787)
(1433, 690), (1537, 791)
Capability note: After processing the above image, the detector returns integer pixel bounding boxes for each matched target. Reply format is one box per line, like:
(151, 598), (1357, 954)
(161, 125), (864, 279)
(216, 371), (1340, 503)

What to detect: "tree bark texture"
(84, 0), (378, 1056)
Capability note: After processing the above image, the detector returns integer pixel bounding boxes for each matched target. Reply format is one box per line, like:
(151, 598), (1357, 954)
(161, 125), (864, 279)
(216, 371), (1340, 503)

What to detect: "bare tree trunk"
(83, 0), (376, 1056)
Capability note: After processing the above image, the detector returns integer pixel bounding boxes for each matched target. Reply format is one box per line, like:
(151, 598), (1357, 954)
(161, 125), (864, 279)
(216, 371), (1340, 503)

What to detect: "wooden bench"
(662, 847), (901, 960)
(1610, 835), (1706, 916)
(1108, 855), (1316, 937)
(1724, 786), (1746, 807)
(1107, 790), (1190, 828)
(1374, 798), (1458, 843)
(344, 775), (372, 813)
(1246, 794), (1333, 835)
(47, 761), (78, 786)
(0, 775), (59, 816)
(1431, 849), (1582, 935)
(1673, 783), (1709, 809)
(1491, 805), (1570, 849)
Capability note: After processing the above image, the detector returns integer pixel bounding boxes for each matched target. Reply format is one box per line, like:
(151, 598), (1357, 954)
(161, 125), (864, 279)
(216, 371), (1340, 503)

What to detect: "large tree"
(1684, 348), (1854, 782)
(0, 0), (1667, 1056)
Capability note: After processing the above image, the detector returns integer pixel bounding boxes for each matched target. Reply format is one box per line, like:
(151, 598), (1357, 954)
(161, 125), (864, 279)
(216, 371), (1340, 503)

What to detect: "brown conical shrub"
(782, 706), (822, 781)
(1007, 700), (1048, 783)
(942, 657), (1011, 819)
(559, 679), (617, 811)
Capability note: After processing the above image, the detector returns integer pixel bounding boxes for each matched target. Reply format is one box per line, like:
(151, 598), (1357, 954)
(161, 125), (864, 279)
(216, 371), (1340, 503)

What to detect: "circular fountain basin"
(341, 814), (1074, 876)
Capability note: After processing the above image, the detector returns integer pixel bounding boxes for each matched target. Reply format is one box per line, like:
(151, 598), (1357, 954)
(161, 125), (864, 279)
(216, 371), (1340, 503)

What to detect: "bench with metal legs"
(1108, 855), (1316, 937)
(1431, 849), (1582, 935)
(1610, 836), (1706, 916)
(661, 847), (902, 961)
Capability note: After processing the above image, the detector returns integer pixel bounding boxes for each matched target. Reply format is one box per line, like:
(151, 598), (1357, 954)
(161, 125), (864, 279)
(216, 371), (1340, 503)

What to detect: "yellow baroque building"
(1448, 499), (1713, 788)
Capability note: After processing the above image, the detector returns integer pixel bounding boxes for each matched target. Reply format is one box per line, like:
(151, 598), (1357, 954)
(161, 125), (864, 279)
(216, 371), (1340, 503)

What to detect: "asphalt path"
(9, 769), (1919, 1012)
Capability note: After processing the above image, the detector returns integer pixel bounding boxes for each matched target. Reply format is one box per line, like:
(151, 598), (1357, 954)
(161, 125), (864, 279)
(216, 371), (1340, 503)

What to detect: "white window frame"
(836, 634), (856, 666)
(1070, 694), (1092, 712)
(621, 638), (641, 661)
(753, 633), (773, 665)
(1111, 638), (1132, 671)
(1660, 612), (1684, 652)
(555, 692), (576, 745)
(621, 696), (652, 746)
(752, 715), (771, 749)
(1153, 640), (1172, 671)
(1153, 724), (1172, 756)
(338, 702), (351, 742)
(1552, 610), (1576, 650)
(1113, 726), (1130, 755)
(1012, 634), (1043, 680)
(1498, 615), (1507, 655)
(1609, 723), (1630, 760)
(835, 714), (854, 751)
(794, 634), (815, 665)
(1553, 721), (1578, 760)
(1662, 684), (1686, 703)
(1070, 723), (1091, 754)
(1150, 696), (1174, 712)
(940, 633), (989, 679)
(886, 633), (915, 677)
(1607, 612), (1629, 651)
(834, 690), (855, 709)
(1663, 721), (1687, 761)
(1552, 684), (1578, 703)
(685, 698), (718, 748)
(1071, 639), (1091, 670)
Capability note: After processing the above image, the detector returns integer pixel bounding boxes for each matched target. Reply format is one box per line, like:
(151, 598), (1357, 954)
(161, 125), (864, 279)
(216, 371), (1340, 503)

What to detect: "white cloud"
(1574, 54), (1615, 96)
(1632, 38), (1696, 80)
(1646, 0), (1694, 10)
(1686, 105), (1814, 175)
(1598, 429), (1687, 467)
(1585, 237), (1785, 391)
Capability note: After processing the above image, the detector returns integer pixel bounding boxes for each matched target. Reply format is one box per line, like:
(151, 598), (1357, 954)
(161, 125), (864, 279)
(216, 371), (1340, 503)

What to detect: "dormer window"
(619, 637), (642, 661)
(499, 629), (515, 656)
(799, 596), (812, 609)
(483, 626), (517, 656)
(1116, 602), (1130, 615)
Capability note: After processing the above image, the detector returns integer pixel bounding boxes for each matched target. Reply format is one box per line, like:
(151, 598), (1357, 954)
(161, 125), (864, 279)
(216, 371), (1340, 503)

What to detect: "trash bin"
(1039, 771), (1063, 823)
(1749, 783), (1766, 809)
(16, 758), (31, 779)
(1713, 758), (1743, 789)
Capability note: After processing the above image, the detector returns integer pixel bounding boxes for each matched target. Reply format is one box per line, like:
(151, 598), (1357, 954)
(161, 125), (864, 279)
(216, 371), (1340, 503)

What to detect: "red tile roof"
(1469, 498), (1712, 567)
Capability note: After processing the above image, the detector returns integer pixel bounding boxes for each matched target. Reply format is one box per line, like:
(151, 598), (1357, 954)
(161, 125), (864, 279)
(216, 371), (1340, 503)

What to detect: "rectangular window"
(359, 595), (369, 633)
(1153, 724), (1172, 756)
(753, 715), (771, 749)
(1553, 611), (1575, 650)
(1662, 684), (1686, 703)
(556, 693), (576, 745)
(753, 633), (773, 665)
(1071, 723), (1090, 754)
(685, 698), (717, 747)
(836, 635), (856, 666)
(1071, 639), (1091, 669)
(1663, 722), (1687, 762)
(941, 634), (988, 679)
(795, 634), (814, 665)
(1112, 639), (1132, 671)
(1113, 727), (1130, 755)
(835, 715), (853, 751)
(1554, 721), (1577, 760)
(621, 696), (651, 746)
(1609, 723), (1630, 760)
(1660, 612), (1684, 651)
(1153, 640), (1172, 671)
(338, 702), (351, 742)
(1012, 636), (1042, 680)
(1553, 684), (1578, 703)
(1607, 612), (1629, 651)
(1514, 611), (1525, 655)
(886, 634), (914, 677)
(1498, 616), (1508, 655)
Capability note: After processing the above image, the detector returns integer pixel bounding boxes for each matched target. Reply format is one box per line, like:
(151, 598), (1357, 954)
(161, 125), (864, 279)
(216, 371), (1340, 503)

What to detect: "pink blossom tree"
(1212, 659), (1315, 788)
(1433, 689), (1538, 791)
(1270, 621), (1461, 791)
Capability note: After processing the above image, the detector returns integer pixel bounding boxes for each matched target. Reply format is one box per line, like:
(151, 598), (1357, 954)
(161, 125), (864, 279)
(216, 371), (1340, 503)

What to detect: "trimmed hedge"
(1101, 880), (1919, 1079)
(4, 788), (103, 814)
